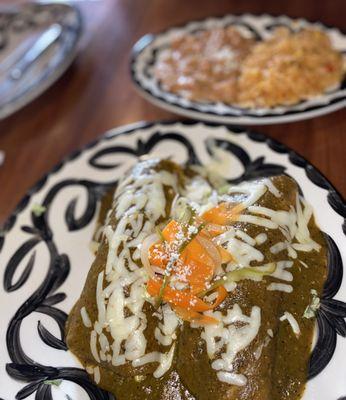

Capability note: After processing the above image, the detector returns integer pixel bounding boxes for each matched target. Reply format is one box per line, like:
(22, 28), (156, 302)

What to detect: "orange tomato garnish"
(211, 286), (228, 308)
(218, 246), (233, 264)
(147, 277), (209, 311)
(183, 236), (215, 268)
(148, 242), (166, 267)
(202, 202), (243, 225)
(147, 278), (227, 312)
(145, 201), (239, 323)
(174, 306), (219, 325)
(162, 219), (182, 242)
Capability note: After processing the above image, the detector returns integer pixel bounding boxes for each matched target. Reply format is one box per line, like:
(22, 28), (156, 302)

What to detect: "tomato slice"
(174, 306), (219, 325)
(147, 277), (211, 312)
(202, 202), (243, 225)
(147, 278), (227, 312)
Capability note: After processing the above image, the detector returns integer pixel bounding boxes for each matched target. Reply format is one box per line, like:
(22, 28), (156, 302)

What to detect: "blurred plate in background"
(131, 14), (346, 125)
(0, 2), (82, 120)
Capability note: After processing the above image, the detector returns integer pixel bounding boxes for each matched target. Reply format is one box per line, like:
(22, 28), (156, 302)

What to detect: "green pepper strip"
(178, 222), (205, 253)
(156, 227), (166, 242)
(155, 274), (170, 309)
(178, 203), (196, 226)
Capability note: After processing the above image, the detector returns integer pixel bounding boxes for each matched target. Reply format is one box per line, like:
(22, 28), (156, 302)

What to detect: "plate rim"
(1, 119), (346, 399)
(0, 2), (83, 120)
(131, 82), (346, 125)
(129, 13), (346, 125)
(1, 119), (345, 243)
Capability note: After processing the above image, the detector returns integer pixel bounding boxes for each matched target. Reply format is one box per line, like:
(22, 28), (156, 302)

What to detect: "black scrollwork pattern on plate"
(308, 234), (346, 379)
(1, 121), (345, 399)
(4, 178), (118, 400)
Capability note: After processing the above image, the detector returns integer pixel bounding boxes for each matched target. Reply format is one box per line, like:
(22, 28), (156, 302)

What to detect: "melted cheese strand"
(270, 242), (288, 254)
(93, 366), (101, 384)
(153, 343), (176, 378)
(226, 181), (267, 208)
(155, 305), (179, 346)
(218, 230), (264, 268)
(280, 312), (301, 337)
(235, 229), (256, 246)
(90, 161), (179, 372)
(80, 306), (92, 328)
(132, 352), (160, 367)
(253, 334), (272, 360)
(238, 214), (279, 229)
(132, 343), (176, 379)
(267, 283), (293, 293)
(96, 271), (106, 327)
(217, 371), (247, 386)
(90, 330), (100, 363)
(255, 233), (267, 245)
(299, 260), (309, 269)
(271, 261), (294, 282)
(201, 305), (261, 386)
(263, 178), (282, 198)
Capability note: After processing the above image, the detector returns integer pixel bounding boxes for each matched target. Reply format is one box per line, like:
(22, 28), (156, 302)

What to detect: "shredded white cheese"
(154, 305), (180, 346)
(90, 330), (100, 363)
(201, 305), (261, 386)
(253, 333), (272, 360)
(80, 306), (92, 328)
(93, 366), (101, 384)
(226, 181), (267, 208)
(255, 233), (267, 245)
(248, 193), (321, 261)
(238, 214), (279, 229)
(267, 283), (293, 293)
(84, 160), (321, 384)
(90, 160), (179, 370)
(235, 229), (256, 246)
(218, 229), (264, 268)
(280, 312), (301, 337)
(270, 260), (293, 282)
(153, 343), (176, 378)
(132, 343), (176, 379)
(263, 178), (282, 198)
(217, 371), (247, 386)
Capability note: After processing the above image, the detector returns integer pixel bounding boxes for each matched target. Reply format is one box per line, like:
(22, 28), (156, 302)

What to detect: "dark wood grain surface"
(0, 0), (345, 224)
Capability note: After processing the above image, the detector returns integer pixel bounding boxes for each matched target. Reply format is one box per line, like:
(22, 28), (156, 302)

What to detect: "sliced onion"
(225, 263), (276, 283)
(140, 233), (159, 277)
(201, 263), (277, 296)
(196, 235), (221, 269)
(170, 194), (180, 217)
(204, 223), (226, 236)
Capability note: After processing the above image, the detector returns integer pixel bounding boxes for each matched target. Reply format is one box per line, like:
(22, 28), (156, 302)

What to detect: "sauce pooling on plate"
(66, 159), (327, 400)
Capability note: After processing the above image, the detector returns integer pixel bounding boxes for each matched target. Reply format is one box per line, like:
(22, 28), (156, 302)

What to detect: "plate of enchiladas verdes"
(0, 121), (346, 400)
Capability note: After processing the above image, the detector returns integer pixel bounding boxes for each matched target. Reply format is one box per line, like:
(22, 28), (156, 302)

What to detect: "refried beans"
(154, 26), (345, 108)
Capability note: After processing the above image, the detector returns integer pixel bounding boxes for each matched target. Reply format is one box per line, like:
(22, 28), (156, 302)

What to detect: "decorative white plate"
(0, 121), (345, 400)
(131, 14), (346, 125)
(0, 2), (82, 120)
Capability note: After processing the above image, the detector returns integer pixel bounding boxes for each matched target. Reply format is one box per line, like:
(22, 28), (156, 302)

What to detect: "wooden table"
(0, 0), (345, 224)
